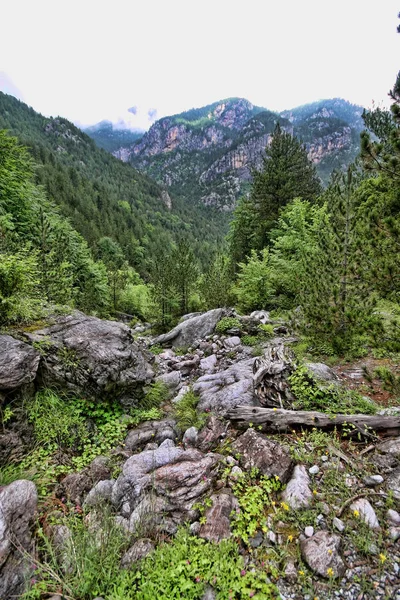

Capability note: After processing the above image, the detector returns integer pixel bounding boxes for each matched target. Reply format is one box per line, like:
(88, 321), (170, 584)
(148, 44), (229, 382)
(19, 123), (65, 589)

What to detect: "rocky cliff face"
(94, 97), (364, 211)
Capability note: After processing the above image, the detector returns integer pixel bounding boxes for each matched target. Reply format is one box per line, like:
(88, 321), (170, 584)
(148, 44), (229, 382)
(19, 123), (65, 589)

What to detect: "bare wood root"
(227, 406), (400, 436)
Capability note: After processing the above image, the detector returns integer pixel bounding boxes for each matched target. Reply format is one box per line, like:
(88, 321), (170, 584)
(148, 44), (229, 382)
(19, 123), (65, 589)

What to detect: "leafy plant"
(141, 381), (169, 409)
(215, 316), (241, 334)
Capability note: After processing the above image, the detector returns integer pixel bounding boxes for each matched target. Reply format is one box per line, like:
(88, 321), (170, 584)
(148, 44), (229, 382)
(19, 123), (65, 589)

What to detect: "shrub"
(215, 316), (241, 334)
(173, 390), (207, 431)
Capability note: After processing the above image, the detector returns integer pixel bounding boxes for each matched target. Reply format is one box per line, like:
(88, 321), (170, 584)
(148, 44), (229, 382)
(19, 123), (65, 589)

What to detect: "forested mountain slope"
(92, 97), (363, 210)
(0, 92), (227, 272)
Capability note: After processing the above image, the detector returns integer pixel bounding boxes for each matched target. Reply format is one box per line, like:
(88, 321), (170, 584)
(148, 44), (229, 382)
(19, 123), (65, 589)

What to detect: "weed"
(149, 344), (164, 355)
(141, 381), (169, 409)
(173, 389), (207, 431)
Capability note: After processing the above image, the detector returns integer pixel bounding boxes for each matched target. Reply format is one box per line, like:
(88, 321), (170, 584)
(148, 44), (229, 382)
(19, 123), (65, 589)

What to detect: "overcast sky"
(1, 0), (399, 131)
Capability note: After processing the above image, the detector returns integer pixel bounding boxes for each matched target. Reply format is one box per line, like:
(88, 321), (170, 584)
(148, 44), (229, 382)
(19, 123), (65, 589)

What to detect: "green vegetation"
(173, 389), (207, 431)
(215, 316), (241, 334)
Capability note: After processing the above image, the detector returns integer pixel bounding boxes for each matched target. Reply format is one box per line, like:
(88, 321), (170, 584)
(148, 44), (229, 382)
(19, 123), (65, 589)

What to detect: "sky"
(1, 0), (399, 131)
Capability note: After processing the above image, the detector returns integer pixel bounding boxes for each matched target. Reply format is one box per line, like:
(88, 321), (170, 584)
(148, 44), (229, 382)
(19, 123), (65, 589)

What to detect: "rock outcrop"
(0, 335), (40, 393)
(25, 312), (154, 402)
(153, 309), (224, 348)
(0, 480), (38, 599)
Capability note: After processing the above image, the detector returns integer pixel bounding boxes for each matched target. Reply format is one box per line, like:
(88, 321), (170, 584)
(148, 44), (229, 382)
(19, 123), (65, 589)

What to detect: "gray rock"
(0, 480), (38, 599)
(378, 438), (400, 457)
(199, 493), (237, 542)
(196, 415), (226, 452)
(249, 310), (271, 324)
(305, 526), (314, 537)
(25, 312), (154, 402)
(363, 474), (384, 487)
(281, 465), (313, 509)
(200, 353), (218, 372)
(172, 385), (191, 404)
(284, 560), (298, 582)
(183, 426), (198, 448)
(387, 509), (400, 526)
(300, 531), (345, 578)
(121, 538), (154, 568)
(309, 465), (320, 475)
(266, 530), (277, 545)
(124, 419), (177, 451)
(232, 428), (293, 483)
(350, 498), (380, 529)
(223, 336), (241, 349)
(83, 480), (114, 509)
(190, 521), (201, 535)
(193, 358), (256, 415)
(0, 335), (40, 391)
(333, 517), (345, 532)
(305, 362), (340, 382)
(155, 371), (181, 394)
(153, 309), (224, 348)
(389, 527), (400, 541)
(229, 466), (244, 482)
(249, 530), (264, 547)
(386, 467), (400, 500)
(201, 586), (217, 600)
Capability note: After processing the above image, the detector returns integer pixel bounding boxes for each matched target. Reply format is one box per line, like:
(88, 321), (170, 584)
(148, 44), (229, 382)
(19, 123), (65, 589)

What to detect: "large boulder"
(0, 480), (38, 599)
(112, 439), (221, 527)
(300, 531), (345, 578)
(231, 428), (294, 483)
(25, 312), (154, 401)
(199, 493), (237, 542)
(0, 335), (40, 392)
(193, 358), (256, 416)
(152, 309), (224, 348)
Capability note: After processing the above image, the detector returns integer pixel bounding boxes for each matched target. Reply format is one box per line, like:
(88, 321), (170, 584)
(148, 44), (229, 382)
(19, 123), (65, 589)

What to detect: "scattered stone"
(284, 560), (298, 582)
(232, 428), (293, 483)
(223, 336), (241, 349)
(200, 354), (218, 372)
(250, 310), (271, 324)
(266, 530), (277, 545)
(229, 466), (244, 482)
(309, 465), (320, 475)
(121, 538), (154, 568)
(281, 465), (313, 509)
(333, 517), (345, 533)
(201, 585), (217, 600)
(387, 509), (400, 526)
(305, 526), (314, 537)
(363, 474), (384, 487)
(124, 419), (177, 451)
(389, 527), (400, 542)
(183, 426), (198, 448)
(172, 385), (191, 404)
(190, 521), (201, 535)
(321, 455), (329, 462)
(83, 480), (114, 508)
(300, 531), (345, 578)
(0, 480), (38, 599)
(199, 493), (236, 542)
(350, 498), (380, 529)
(0, 335), (40, 392)
(249, 531), (264, 547)
(305, 362), (340, 382)
(155, 370), (181, 394)
(196, 415), (227, 452)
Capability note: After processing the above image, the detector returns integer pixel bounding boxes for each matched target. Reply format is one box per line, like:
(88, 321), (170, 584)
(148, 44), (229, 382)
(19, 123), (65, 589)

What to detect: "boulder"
(200, 354), (218, 373)
(193, 358), (256, 415)
(121, 538), (154, 568)
(300, 531), (345, 578)
(305, 362), (340, 383)
(281, 465), (313, 509)
(83, 480), (115, 509)
(378, 437), (400, 457)
(196, 415), (227, 452)
(152, 309), (224, 348)
(199, 493), (237, 542)
(231, 429), (293, 483)
(0, 480), (38, 599)
(25, 312), (154, 401)
(155, 371), (181, 395)
(0, 335), (40, 392)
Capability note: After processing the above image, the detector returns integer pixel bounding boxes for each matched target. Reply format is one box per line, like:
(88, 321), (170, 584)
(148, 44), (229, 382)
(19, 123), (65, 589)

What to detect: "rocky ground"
(0, 309), (399, 599)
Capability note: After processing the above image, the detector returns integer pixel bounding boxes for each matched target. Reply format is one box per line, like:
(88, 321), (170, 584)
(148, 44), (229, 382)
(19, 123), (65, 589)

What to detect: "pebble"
(363, 474), (384, 487)
(387, 509), (400, 526)
(266, 530), (277, 545)
(333, 517), (345, 532)
(309, 465), (319, 475)
(249, 531), (263, 548)
(304, 526), (314, 537)
(321, 455), (329, 462)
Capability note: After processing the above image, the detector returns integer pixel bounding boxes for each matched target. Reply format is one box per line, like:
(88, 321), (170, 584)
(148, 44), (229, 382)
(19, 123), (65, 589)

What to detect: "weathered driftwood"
(252, 343), (296, 409)
(227, 406), (400, 436)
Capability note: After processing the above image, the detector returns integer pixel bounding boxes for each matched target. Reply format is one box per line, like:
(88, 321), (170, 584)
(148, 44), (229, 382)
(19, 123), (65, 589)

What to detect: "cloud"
(148, 108), (158, 121)
(128, 106), (137, 115)
(0, 72), (24, 100)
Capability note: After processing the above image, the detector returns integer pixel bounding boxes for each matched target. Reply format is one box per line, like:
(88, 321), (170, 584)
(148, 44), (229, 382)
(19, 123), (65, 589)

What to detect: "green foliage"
(200, 253), (233, 309)
(234, 249), (275, 312)
(373, 366), (400, 396)
(288, 365), (377, 414)
(141, 381), (169, 409)
(241, 335), (261, 347)
(215, 316), (241, 334)
(110, 527), (280, 600)
(0, 250), (43, 323)
(173, 389), (207, 431)
(230, 470), (282, 545)
(119, 283), (152, 320)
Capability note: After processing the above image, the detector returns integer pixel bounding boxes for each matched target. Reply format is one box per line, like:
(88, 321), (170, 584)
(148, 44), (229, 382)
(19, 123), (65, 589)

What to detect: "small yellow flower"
(273, 408), (277, 411)
(271, 501), (276, 506)
(298, 570), (305, 576)
(328, 549), (333, 555)
(326, 567), (334, 577)
(313, 489), (317, 495)
(287, 534), (294, 542)
(281, 502), (289, 511)
(262, 526), (268, 533)
(353, 509), (359, 518)
(275, 475), (280, 481)
(379, 553), (387, 564)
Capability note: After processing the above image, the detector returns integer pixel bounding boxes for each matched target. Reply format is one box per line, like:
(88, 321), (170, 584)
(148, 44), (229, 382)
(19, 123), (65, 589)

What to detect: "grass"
(173, 389), (207, 431)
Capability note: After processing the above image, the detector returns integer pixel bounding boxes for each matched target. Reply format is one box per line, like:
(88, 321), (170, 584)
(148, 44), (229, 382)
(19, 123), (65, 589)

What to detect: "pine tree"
(200, 253), (233, 309)
(251, 124), (322, 247)
(300, 167), (379, 353)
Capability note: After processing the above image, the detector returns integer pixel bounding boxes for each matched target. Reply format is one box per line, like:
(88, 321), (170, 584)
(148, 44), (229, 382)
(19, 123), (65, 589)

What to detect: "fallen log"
(227, 406), (400, 436)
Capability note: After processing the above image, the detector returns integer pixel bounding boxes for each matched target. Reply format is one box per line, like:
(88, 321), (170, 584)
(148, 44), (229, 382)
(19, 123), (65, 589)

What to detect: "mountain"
(93, 97), (364, 210)
(83, 120), (143, 153)
(0, 92), (227, 272)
